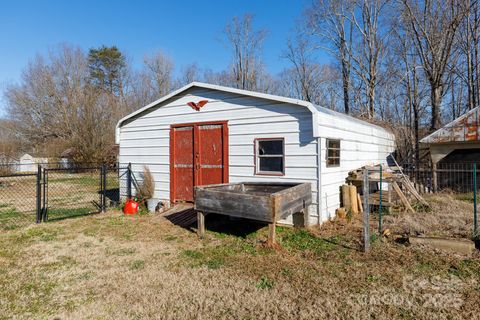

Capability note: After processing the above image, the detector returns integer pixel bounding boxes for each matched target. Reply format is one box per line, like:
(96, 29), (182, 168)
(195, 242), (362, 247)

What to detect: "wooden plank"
(276, 183), (312, 220)
(401, 176), (429, 207)
(387, 183), (392, 214)
(392, 181), (415, 213)
(195, 182), (312, 223)
(197, 211), (206, 238)
(293, 207), (309, 228)
(342, 184), (351, 211)
(195, 187), (272, 222)
(268, 194), (279, 246)
(357, 193), (363, 213)
(349, 185), (358, 214)
(268, 223), (276, 246)
(303, 207), (309, 228)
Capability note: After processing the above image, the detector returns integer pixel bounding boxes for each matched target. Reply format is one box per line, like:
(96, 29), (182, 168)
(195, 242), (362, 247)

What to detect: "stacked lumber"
(344, 164), (429, 214)
(336, 184), (363, 219)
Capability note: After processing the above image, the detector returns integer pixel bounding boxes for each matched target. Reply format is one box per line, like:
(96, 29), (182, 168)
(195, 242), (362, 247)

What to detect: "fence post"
(127, 162), (132, 199)
(36, 165), (42, 224)
(474, 163), (478, 236)
(379, 165), (383, 235)
(432, 162), (438, 193)
(42, 168), (48, 222)
(363, 168), (370, 252)
(101, 164), (107, 212)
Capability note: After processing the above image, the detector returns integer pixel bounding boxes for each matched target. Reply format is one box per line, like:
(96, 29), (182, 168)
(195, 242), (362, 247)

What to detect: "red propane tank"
(123, 199), (139, 215)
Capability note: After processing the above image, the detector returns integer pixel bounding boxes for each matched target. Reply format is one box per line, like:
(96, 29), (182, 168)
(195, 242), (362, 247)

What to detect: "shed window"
(255, 138), (285, 175)
(326, 139), (340, 167)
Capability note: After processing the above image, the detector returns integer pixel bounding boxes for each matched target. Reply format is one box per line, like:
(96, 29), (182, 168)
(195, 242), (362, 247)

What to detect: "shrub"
(137, 165), (155, 200)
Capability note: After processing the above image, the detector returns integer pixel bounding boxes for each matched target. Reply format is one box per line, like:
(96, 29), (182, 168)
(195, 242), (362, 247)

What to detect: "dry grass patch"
(0, 210), (479, 319)
(383, 193), (476, 238)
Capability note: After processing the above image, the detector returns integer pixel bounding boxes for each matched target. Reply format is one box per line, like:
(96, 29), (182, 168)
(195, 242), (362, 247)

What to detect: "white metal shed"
(116, 82), (395, 225)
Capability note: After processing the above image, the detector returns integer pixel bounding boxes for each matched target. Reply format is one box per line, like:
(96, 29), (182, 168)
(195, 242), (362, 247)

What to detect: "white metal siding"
(119, 87), (319, 223)
(317, 112), (395, 222)
(118, 86), (395, 225)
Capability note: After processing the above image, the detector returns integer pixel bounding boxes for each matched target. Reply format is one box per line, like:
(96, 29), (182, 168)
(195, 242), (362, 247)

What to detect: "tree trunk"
(342, 59), (350, 114)
(412, 64), (420, 167)
(430, 84), (442, 132)
(340, 37), (350, 115)
(368, 82), (375, 119)
(475, 5), (480, 106)
(413, 103), (420, 167)
(467, 5), (475, 110)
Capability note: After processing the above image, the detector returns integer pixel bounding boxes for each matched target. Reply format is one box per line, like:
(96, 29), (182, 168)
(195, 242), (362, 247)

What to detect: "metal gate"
(40, 166), (104, 221)
(1, 163), (133, 227)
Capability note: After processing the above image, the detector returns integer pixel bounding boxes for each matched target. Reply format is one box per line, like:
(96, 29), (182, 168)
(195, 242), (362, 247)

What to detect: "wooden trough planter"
(194, 182), (312, 245)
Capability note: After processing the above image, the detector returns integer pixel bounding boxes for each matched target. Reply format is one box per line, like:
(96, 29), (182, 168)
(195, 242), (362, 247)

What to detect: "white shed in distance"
(116, 82), (395, 225)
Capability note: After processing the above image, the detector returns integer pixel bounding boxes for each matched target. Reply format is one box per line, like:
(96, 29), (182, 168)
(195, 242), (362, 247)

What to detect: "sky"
(0, 0), (320, 116)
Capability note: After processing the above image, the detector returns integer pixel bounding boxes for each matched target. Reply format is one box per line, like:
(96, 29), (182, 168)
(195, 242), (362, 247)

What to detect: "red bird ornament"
(187, 100), (208, 111)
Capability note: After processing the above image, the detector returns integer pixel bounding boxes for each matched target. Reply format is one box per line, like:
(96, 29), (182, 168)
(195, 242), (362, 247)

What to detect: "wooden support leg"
(197, 211), (205, 239)
(303, 208), (309, 228)
(268, 222), (276, 246)
(293, 208), (309, 228)
(294, 200), (309, 228)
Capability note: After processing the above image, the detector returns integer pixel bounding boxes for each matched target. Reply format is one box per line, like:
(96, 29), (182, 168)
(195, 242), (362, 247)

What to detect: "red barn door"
(170, 121), (228, 202)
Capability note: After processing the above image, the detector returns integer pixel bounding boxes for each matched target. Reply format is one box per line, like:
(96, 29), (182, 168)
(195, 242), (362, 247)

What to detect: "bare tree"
(402, 0), (466, 131)
(398, 30), (427, 166)
(202, 68), (233, 87)
(143, 51), (174, 98)
(224, 14), (268, 91)
(349, 0), (390, 118)
(282, 35), (323, 103)
(279, 63), (340, 108)
(0, 119), (24, 158)
(457, 0), (480, 110)
(4, 44), (124, 163)
(180, 63), (201, 85)
(307, 0), (354, 114)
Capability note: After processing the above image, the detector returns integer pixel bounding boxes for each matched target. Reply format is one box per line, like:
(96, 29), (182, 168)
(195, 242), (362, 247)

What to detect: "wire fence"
(359, 162), (480, 252)
(0, 163), (135, 230)
(402, 162), (480, 194)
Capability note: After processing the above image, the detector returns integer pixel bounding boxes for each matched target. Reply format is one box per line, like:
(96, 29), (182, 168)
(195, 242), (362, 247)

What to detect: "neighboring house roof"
(60, 148), (76, 158)
(20, 153), (49, 160)
(116, 82), (390, 144)
(421, 107), (480, 144)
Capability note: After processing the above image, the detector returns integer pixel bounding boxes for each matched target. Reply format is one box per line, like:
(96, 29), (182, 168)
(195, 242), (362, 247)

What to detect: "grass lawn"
(1, 202), (479, 320)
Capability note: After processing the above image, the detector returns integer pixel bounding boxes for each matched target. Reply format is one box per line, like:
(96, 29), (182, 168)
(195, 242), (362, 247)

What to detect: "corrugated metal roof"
(421, 107), (480, 144)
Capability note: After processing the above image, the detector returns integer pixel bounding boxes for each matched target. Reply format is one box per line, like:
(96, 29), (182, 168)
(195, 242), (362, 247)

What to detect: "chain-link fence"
(0, 163), (136, 230)
(0, 166), (39, 230)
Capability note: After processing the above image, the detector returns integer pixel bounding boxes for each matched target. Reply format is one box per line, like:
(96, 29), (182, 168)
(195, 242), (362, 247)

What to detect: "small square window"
(326, 139), (340, 167)
(255, 138), (285, 175)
